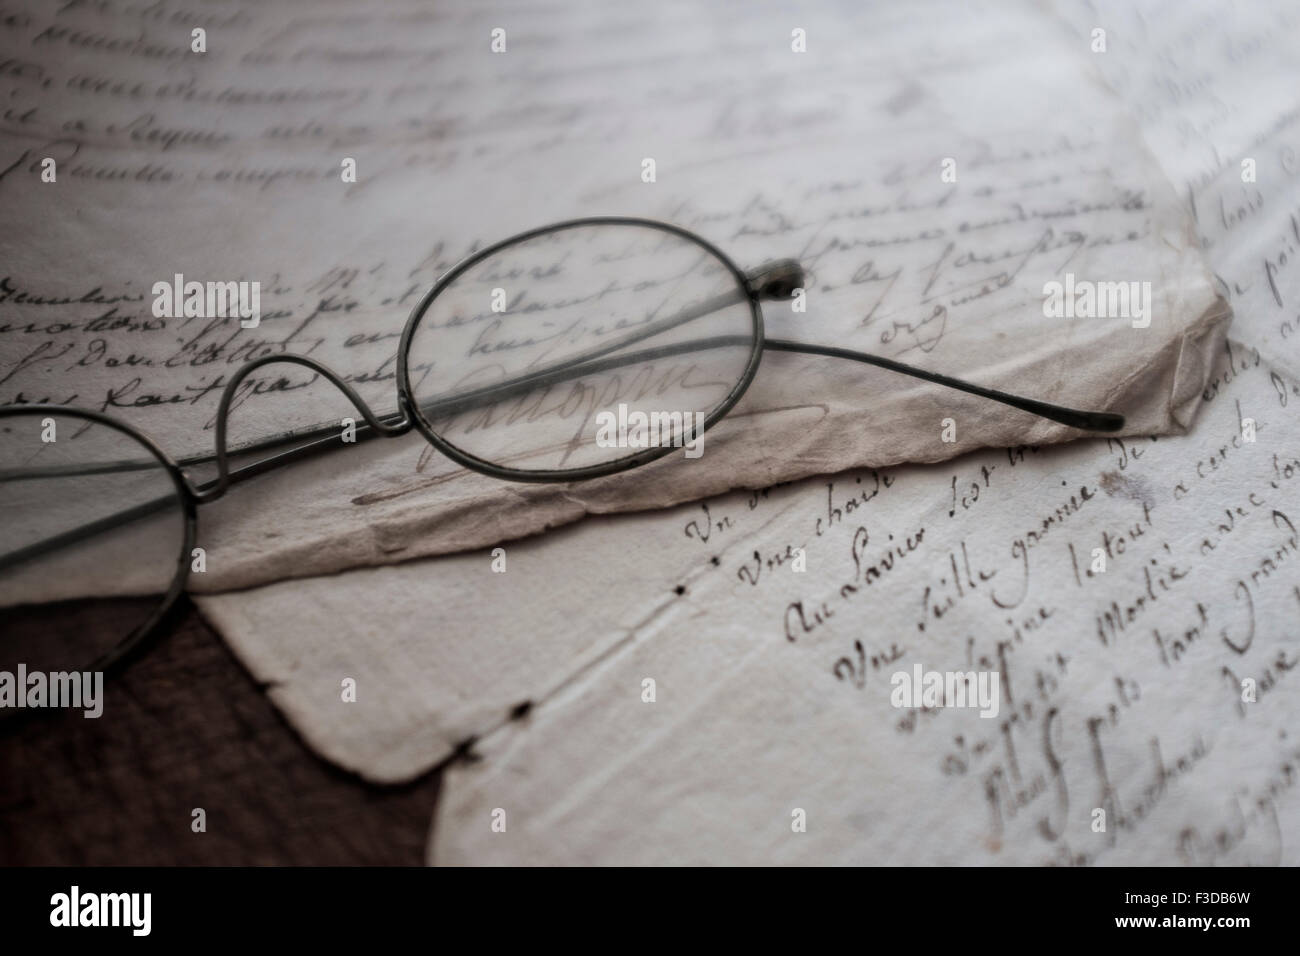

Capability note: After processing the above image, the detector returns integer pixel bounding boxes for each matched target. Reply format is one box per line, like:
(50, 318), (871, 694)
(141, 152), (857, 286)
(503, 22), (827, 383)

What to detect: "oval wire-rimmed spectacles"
(0, 216), (1124, 689)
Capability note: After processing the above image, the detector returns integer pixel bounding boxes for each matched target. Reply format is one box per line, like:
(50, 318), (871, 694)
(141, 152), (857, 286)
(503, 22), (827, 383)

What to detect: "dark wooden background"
(0, 600), (443, 865)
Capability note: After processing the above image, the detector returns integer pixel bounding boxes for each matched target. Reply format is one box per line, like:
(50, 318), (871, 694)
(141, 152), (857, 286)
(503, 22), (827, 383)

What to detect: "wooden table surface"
(0, 600), (443, 865)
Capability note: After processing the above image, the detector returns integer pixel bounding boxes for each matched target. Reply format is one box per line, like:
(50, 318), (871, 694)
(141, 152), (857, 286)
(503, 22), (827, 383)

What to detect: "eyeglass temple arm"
(763, 339), (1124, 432)
(746, 259), (1123, 433)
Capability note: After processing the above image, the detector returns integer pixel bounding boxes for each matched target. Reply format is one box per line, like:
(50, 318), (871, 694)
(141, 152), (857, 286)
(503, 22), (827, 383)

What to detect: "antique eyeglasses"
(0, 217), (1123, 679)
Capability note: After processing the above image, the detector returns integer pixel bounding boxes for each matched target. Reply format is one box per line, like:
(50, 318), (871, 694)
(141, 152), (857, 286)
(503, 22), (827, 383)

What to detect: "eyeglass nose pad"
(745, 259), (806, 301)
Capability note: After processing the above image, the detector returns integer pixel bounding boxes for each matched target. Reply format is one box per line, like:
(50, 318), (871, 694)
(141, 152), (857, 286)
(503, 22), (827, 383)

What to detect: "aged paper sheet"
(423, 349), (1300, 864)
(2, 0), (1225, 599)
(199, 1), (1300, 865)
